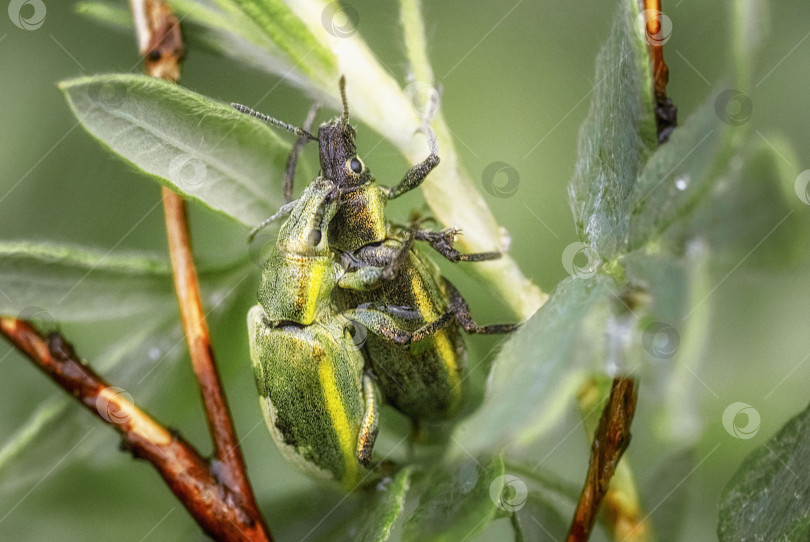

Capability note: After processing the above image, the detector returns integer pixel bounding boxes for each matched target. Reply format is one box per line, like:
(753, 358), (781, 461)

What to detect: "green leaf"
(568, 0), (657, 259)
(352, 467), (412, 542)
(623, 250), (689, 326)
(74, 1), (131, 31)
(731, 0), (769, 90)
(452, 276), (614, 455)
(686, 139), (801, 268)
(163, 0), (335, 89)
(623, 244), (712, 445)
(640, 447), (698, 542)
(628, 94), (728, 251)
(0, 396), (69, 481)
(270, 468), (411, 542)
(220, 0), (336, 82)
(511, 491), (569, 542)
(0, 241), (174, 321)
(718, 400), (810, 541)
(60, 74), (291, 227)
(403, 455), (504, 542)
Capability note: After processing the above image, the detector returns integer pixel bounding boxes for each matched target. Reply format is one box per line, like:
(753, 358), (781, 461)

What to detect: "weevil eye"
(346, 156), (364, 175)
(308, 229), (322, 247)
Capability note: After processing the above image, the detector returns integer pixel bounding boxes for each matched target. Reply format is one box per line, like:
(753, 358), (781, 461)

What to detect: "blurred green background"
(1, 0), (809, 540)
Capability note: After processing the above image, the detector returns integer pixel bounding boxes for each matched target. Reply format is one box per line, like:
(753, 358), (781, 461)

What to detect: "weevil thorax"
(258, 177), (340, 325)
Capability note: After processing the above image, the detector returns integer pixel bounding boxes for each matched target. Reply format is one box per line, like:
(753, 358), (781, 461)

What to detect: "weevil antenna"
(247, 199), (298, 242)
(339, 75), (350, 125)
(232, 103), (317, 141)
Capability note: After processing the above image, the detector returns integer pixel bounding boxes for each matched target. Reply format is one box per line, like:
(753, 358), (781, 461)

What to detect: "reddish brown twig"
(133, 0), (270, 538)
(0, 318), (269, 541)
(566, 377), (639, 542)
(641, 0), (677, 142)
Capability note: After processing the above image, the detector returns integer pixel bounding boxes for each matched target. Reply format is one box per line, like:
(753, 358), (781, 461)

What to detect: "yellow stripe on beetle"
(408, 269), (461, 399)
(318, 358), (359, 487)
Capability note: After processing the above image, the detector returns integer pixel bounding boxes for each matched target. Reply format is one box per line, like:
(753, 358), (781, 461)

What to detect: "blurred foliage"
(1, 0), (809, 541)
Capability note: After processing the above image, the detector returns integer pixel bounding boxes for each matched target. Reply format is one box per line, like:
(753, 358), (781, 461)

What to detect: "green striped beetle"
(247, 177), (381, 489)
(239, 76), (517, 449)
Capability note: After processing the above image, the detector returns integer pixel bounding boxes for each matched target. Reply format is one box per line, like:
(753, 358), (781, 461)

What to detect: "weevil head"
(277, 177), (339, 257)
(317, 76), (373, 190)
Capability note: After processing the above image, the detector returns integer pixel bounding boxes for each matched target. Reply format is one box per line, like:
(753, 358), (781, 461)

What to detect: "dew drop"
(148, 347), (162, 361)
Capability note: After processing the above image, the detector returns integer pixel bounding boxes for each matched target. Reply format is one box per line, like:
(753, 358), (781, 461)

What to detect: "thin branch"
(566, 377), (642, 542)
(131, 0), (271, 538)
(642, 0), (677, 142)
(0, 318), (268, 541)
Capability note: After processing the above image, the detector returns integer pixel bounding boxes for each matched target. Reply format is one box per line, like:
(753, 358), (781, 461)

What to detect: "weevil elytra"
(247, 177), (383, 489)
(335, 225), (518, 421)
(239, 76), (517, 434)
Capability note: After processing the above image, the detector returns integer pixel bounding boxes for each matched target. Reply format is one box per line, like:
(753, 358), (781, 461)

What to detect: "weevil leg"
(338, 233), (414, 290)
(376, 229), (414, 281)
(342, 307), (413, 346)
(338, 265), (387, 291)
(283, 103), (320, 202)
(345, 300), (458, 345)
(385, 126), (440, 200)
(356, 373), (380, 467)
(414, 228), (502, 263)
(410, 312), (455, 343)
(443, 278), (519, 335)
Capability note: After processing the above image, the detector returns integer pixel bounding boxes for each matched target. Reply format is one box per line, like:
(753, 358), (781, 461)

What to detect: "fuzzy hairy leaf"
(568, 0), (657, 259)
(218, 0), (336, 81)
(686, 139), (801, 268)
(60, 74), (290, 227)
(452, 276), (614, 455)
(512, 491), (569, 542)
(628, 94), (728, 251)
(0, 241), (174, 321)
(351, 467), (411, 542)
(403, 455), (504, 542)
(718, 400), (810, 541)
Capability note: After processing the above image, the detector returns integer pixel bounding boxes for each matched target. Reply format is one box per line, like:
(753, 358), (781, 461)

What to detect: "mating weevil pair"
(239, 77), (518, 489)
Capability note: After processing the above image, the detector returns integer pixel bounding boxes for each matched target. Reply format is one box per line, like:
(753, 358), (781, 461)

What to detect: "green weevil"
(237, 77), (518, 426)
(247, 176), (382, 489)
